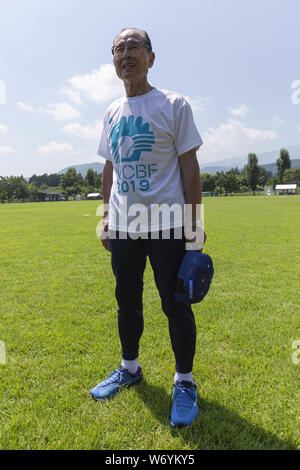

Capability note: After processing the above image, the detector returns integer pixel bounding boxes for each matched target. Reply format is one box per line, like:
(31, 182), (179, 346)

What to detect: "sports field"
(0, 196), (299, 450)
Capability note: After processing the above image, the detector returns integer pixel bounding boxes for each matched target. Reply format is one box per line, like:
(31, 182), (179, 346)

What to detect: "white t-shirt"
(97, 88), (203, 233)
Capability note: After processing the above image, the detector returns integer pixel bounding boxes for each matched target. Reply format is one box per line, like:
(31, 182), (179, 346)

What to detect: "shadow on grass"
(135, 380), (297, 450)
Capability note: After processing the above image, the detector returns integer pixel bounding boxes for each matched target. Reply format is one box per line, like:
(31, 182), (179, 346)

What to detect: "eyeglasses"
(111, 41), (150, 57)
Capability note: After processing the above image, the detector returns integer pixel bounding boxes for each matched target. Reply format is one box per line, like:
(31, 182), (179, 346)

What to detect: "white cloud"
(38, 102), (81, 121)
(60, 88), (82, 106)
(0, 123), (8, 133)
(184, 95), (210, 113)
(229, 104), (251, 117)
(67, 64), (123, 104)
(18, 102), (34, 112)
(38, 141), (74, 154)
(271, 114), (284, 128)
(17, 100), (80, 121)
(0, 80), (6, 104)
(160, 90), (210, 113)
(0, 145), (15, 154)
(198, 119), (279, 162)
(298, 126), (300, 133)
(63, 120), (103, 140)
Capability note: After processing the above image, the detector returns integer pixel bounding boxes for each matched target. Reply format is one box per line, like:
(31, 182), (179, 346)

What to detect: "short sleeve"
(174, 99), (203, 156)
(97, 118), (112, 161)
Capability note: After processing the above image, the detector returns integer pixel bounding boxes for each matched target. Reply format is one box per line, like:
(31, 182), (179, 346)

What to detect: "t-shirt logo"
(109, 115), (155, 163)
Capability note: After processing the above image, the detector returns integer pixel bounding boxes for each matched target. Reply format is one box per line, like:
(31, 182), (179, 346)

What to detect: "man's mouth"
(122, 62), (135, 69)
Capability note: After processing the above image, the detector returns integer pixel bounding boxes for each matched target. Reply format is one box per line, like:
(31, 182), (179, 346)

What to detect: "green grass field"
(0, 196), (299, 450)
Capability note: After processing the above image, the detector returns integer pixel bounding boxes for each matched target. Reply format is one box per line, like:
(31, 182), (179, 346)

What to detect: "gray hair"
(113, 28), (152, 53)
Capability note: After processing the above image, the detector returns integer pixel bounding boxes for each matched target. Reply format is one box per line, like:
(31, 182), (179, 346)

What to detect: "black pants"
(110, 229), (196, 373)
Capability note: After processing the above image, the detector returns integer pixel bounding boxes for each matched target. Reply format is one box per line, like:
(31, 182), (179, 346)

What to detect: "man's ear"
(148, 52), (155, 69)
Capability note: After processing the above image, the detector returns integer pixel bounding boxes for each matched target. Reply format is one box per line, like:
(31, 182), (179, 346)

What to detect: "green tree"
(246, 153), (260, 195)
(77, 173), (84, 186)
(95, 173), (102, 194)
(0, 176), (28, 202)
(227, 167), (240, 175)
(224, 173), (240, 192)
(29, 174), (40, 187)
(282, 168), (300, 184)
(47, 173), (61, 187)
(266, 176), (279, 189)
(215, 171), (226, 194)
(200, 173), (216, 192)
(0, 176), (8, 202)
(85, 168), (96, 187)
(29, 173), (60, 187)
(27, 182), (40, 200)
(60, 168), (83, 195)
(15, 178), (29, 201)
(276, 148), (291, 183)
(215, 171), (240, 193)
(258, 166), (272, 187)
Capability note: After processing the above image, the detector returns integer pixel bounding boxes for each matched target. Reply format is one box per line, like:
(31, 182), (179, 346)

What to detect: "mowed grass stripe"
(0, 197), (299, 450)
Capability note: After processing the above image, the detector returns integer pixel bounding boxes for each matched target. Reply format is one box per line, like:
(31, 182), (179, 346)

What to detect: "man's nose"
(122, 46), (133, 58)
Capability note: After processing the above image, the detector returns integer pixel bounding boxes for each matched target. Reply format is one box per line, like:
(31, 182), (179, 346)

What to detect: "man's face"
(113, 29), (155, 83)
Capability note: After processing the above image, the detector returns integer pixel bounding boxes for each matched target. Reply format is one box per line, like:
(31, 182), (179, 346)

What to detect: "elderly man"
(91, 28), (204, 428)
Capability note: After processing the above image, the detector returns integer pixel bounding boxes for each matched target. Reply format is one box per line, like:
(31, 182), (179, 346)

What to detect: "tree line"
(0, 148), (299, 202)
(201, 148), (299, 194)
(0, 168), (102, 203)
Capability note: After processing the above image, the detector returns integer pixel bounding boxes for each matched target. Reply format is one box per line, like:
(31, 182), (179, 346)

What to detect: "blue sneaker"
(170, 381), (199, 427)
(90, 366), (142, 401)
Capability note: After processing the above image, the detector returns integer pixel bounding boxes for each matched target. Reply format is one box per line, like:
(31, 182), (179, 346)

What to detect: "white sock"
(174, 371), (195, 385)
(121, 358), (140, 375)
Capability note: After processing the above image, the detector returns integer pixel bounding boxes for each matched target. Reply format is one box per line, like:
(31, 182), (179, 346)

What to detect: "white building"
(275, 184), (297, 194)
(87, 192), (101, 200)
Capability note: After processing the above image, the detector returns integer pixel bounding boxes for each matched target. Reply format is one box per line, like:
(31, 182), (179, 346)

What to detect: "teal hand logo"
(110, 115), (155, 163)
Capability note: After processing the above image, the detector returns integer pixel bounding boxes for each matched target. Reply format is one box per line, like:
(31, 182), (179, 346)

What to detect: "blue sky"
(0, 0), (299, 176)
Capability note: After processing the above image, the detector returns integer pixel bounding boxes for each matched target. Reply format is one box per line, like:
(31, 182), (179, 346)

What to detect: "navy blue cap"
(175, 251), (214, 304)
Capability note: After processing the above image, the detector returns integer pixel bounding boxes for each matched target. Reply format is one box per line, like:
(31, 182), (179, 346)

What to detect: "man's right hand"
(100, 218), (111, 251)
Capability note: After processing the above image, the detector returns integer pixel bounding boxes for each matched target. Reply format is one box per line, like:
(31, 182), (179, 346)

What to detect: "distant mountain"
(201, 159), (300, 175)
(58, 145), (300, 177)
(201, 145), (300, 174)
(201, 145), (300, 170)
(260, 159), (300, 175)
(200, 166), (232, 174)
(58, 162), (104, 177)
